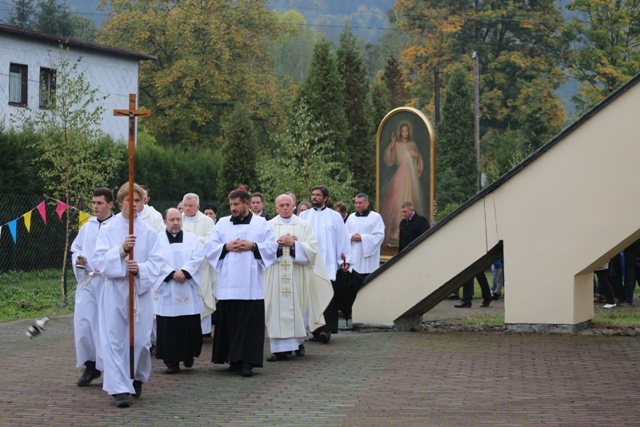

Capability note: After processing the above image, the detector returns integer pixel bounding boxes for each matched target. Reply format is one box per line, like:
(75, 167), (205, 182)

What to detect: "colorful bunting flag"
(37, 201), (47, 225)
(56, 201), (70, 221)
(8, 219), (17, 244)
(78, 211), (91, 231)
(24, 211), (32, 232)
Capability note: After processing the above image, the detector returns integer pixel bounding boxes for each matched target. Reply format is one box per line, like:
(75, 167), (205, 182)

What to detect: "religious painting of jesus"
(376, 107), (435, 258)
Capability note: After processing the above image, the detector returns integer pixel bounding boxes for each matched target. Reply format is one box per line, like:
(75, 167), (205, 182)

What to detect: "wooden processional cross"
(113, 94), (151, 379)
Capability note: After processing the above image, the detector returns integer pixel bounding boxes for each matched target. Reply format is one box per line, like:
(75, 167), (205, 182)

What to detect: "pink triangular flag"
(24, 211), (32, 232)
(56, 201), (70, 221)
(37, 201), (47, 225)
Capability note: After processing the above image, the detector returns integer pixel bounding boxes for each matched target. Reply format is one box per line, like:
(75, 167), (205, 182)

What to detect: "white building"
(0, 24), (155, 142)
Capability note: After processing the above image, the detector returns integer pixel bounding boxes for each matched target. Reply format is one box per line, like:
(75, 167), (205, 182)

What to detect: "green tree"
(382, 55), (409, 109)
(336, 25), (373, 197)
(7, 0), (34, 28)
(566, 0), (640, 113)
(0, 128), (46, 195)
(98, 0), (284, 147)
(218, 103), (259, 197)
(394, 0), (567, 174)
(436, 66), (476, 216)
(258, 98), (354, 206)
(369, 71), (392, 132)
(363, 18), (411, 81)
(271, 10), (317, 82)
(297, 38), (349, 164)
(11, 51), (122, 302)
(33, 0), (74, 37)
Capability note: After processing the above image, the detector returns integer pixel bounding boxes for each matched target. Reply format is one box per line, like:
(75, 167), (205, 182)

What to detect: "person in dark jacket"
(398, 201), (430, 252)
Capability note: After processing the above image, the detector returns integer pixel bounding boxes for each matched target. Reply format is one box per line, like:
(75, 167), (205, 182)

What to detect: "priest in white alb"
(154, 208), (205, 374)
(343, 193), (385, 321)
(299, 185), (351, 344)
(181, 192), (216, 336)
(203, 189), (278, 377)
(264, 194), (333, 361)
(93, 182), (166, 408)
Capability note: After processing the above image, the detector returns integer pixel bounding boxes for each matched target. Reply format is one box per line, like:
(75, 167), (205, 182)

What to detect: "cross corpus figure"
(113, 93), (151, 379)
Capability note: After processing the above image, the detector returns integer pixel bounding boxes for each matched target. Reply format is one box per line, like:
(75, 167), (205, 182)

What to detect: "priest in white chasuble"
(203, 189), (278, 377)
(93, 182), (167, 407)
(153, 208), (205, 374)
(181, 192), (216, 336)
(264, 194), (333, 362)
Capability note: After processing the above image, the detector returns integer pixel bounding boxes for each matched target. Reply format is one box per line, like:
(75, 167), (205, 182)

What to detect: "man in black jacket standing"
(398, 201), (430, 252)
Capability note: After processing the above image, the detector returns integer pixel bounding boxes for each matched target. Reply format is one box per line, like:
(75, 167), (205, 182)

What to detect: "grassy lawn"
(0, 270), (75, 323)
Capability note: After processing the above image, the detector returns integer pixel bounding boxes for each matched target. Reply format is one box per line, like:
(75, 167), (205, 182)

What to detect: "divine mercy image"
(377, 107), (435, 257)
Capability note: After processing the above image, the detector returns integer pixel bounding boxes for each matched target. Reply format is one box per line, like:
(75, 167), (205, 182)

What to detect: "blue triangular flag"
(8, 219), (17, 244)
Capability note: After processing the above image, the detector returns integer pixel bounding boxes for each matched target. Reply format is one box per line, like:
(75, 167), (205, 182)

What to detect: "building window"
(39, 68), (56, 109)
(9, 63), (28, 106)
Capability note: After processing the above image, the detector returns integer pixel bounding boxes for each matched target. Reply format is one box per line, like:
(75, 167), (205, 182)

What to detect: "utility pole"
(472, 51), (481, 192)
(434, 66), (441, 126)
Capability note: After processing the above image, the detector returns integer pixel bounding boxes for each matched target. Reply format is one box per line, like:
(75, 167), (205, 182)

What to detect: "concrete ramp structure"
(354, 74), (640, 332)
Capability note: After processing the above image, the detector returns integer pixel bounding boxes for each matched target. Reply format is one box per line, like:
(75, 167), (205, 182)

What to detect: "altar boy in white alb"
(154, 208), (205, 374)
(93, 183), (166, 408)
(71, 187), (114, 387)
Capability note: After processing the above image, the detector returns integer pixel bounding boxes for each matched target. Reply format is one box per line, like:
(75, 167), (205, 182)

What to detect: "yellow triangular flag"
(24, 211), (32, 232)
(78, 211), (91, 231)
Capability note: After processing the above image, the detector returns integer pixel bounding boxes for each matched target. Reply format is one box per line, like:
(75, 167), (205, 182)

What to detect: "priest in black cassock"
(203, 189), (278, 377)
(154, 208), (205, 374)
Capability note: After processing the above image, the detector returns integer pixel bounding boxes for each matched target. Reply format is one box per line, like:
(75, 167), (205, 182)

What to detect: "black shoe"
(114, 393), (130, 408)
(132, 380), (142, 398)
(454, 301), (471, 308)
(241, 363), (253, 377)
(164, 363), (180, 374)
(491, 293), (500, 301)
(183, 356), (194, 368)
(447, 293), (460, 300)
(228, 362), (241, 372)
(295, 344), (305, 357)
(480, 300), (491, 307)
(267, 353), (288, 362)
(319, 332), (331, 344)
(77, 361), (101, 387)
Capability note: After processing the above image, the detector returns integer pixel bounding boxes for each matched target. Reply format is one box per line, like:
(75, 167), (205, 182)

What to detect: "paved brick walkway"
(2, 302), (640, 426)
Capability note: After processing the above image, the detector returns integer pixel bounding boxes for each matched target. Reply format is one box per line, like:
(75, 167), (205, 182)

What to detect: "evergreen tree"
(436, 66), (476, 215)
(336, 25), (373, 197)
(258, 98), (354, 206)
(369, 72), (392, 132)
(218, 103), (259, 197)
(382, 55), (408, 109)
(33, 0), (74, 37)
(296, 38), (349, 164)
(7, 0), (34, 29)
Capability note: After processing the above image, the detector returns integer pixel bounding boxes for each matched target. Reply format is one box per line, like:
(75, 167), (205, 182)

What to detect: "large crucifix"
(113, 93), (151, 379)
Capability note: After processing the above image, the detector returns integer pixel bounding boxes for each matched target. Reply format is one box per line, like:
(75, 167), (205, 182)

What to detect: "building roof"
(0, 23), (156, 61)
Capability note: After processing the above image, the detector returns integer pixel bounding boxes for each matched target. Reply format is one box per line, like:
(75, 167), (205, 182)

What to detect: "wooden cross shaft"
(113, 93), (151, 380)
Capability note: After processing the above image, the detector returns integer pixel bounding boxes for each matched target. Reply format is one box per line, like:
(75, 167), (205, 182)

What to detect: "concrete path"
(2, 301), (640, 426)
